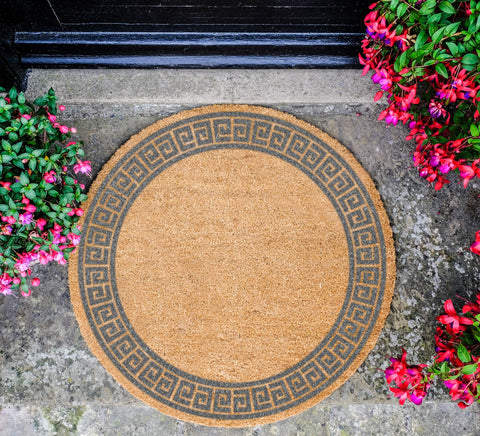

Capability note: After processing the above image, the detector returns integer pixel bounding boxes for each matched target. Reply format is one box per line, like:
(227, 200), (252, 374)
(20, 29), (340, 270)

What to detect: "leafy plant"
(360, 0), (480, 409)
(385, 294), (480, 408)
(0, 86), (90, 297)
(359, 0), (480, 250)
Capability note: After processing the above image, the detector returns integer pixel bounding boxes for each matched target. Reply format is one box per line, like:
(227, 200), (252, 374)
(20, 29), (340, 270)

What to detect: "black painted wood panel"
(2, 0), (369, 85)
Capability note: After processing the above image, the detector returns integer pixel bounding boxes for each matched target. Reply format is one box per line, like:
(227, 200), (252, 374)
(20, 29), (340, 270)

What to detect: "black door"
(2, 0), (369, 87)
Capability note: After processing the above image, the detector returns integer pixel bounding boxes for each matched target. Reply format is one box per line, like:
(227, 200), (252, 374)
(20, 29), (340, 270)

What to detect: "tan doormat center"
(69, 105), (395, 427)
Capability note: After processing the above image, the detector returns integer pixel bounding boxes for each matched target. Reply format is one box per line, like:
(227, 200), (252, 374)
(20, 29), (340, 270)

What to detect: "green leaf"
(12, 142), (22, 153)
(462, 53), (480, 65)
(33, 96), (47, 106)
(394, 50), (408, 72)
(436, 63), (449, 78)
(457, 344), (471, 363)
(19, 172), (29, 185)
(32, 149), (44, 157)
(64, 176), (75, 186)
(24, 189), (35, 200)
(471, 124), (480, 137)
(397, 2), (408, 18)
(17, 93), (25, 104)
(446, 41), (459, 55)
(420, 0), (436, 15)
(439, 1), (456, 15)
(444, 21), (461, 37)
(461, 364), (478, 375)
(28, 159), (36, 171)
(432, 27), (446, 45)
(8, 87), (17, 100)
(415, 30), (429, 51)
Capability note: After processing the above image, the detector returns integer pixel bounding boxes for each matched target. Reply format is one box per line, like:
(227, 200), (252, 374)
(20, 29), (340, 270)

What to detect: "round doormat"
(69, 105), (395, 427)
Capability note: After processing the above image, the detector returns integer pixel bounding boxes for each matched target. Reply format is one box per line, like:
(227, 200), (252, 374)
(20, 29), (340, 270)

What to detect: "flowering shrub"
(360, 2), (480, 407)
(0, 86), (90, 297)
(385, 294), (480, 408)
(360, 0), (480, 249)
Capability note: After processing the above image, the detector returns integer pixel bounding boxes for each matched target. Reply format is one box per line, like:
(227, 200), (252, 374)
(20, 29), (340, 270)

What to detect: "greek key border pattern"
(78, 113), (387, 419)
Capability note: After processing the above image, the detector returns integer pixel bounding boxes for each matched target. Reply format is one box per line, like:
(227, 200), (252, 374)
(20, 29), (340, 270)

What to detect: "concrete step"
(0, 69), (479, 435)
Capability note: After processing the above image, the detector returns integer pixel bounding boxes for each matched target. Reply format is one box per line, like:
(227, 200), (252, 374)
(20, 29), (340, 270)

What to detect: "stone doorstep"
(0, 68), (475, 435)
(1, 402), (479, 436)
(25, 69), (376, 106)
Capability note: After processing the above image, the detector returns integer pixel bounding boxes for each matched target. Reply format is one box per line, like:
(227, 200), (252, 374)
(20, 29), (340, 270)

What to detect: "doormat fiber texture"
(69, 105), (395, 427)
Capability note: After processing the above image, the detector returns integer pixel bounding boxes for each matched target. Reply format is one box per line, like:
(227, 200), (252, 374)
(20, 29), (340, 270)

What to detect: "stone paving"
(0, 69), (479, 435)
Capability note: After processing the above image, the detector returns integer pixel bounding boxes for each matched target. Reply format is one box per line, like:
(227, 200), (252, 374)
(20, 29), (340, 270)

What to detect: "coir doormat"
(69, 105), (395, 427)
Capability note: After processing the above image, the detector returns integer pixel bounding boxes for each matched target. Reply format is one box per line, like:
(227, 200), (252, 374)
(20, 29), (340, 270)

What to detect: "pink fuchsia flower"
(462, 293), (480, 315)
(73, 160), (92, 175)
(374, 91), (384, 102)
(409, 387), (429, 405)
(471, 240), (480, 255)
(59, 105), (65, 111)
(70, 127), (77, 133)
(434, 327), (457, 363)
(1, 273), (12, 287)
(21, 114), (31, 120)
(1, 225), (12, 235)
(428, 101), (447, 118)
(69, 232), (81, 246)
(59, 125), (69, 134)
(31, 277), (40, 286)
(24, 204), (36, 213)
(378, 108), (399, 126)
(0, 286), (12, 296)
(0, 182), (11, 191)
(384, 349), (430, 405)
(19, 213), (33, 226)
(48, 114), (56, 123)
(38, 250), (51, 265)
(36, 218), (47, 232)
(429, 155), (440, 167)
(439, 160), (453, 174)
(43, 170), (57, 183)
(444, 379), (475, 408)
(68, 208), (84, 217)
(437, 299), (474, 334)
(15, 254), (31, 272)
(21, 288), (31, 297)
(53, 251), (67, 265)
(458, 164), (476, 188)
(2, 215), (16, 224)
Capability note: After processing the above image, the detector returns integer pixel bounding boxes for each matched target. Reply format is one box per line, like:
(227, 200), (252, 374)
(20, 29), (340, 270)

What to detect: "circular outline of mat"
(69, 105), (396, 427)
